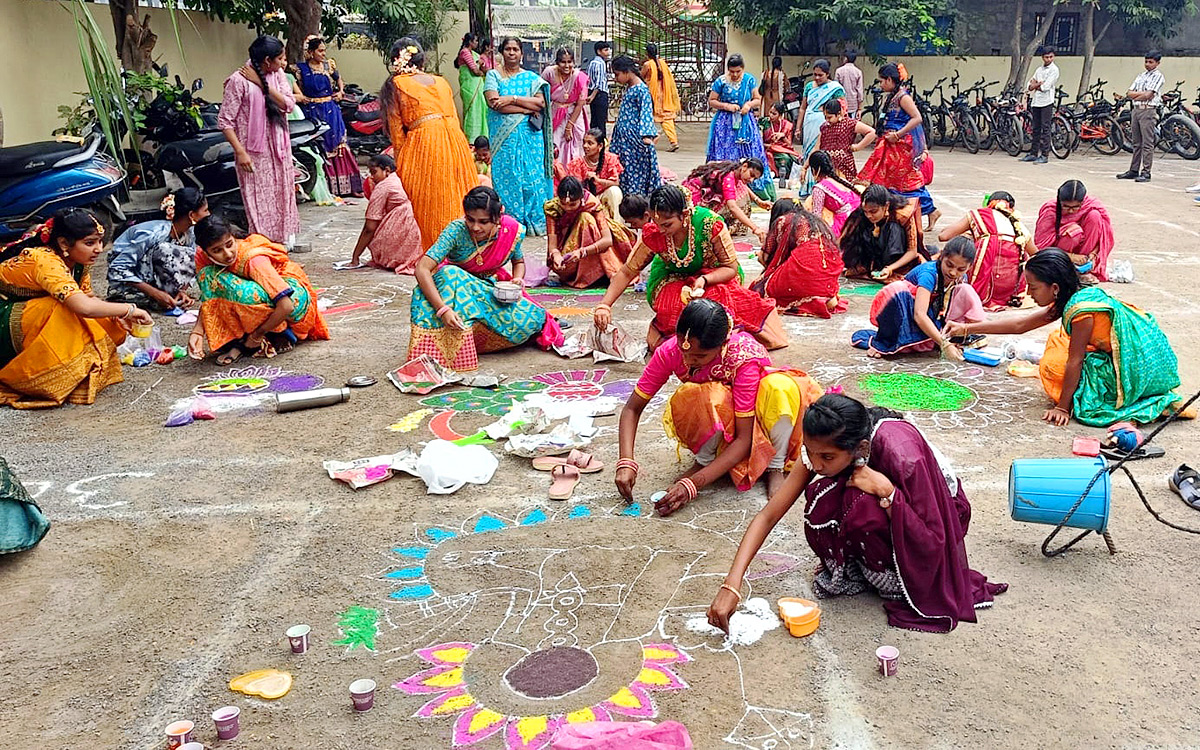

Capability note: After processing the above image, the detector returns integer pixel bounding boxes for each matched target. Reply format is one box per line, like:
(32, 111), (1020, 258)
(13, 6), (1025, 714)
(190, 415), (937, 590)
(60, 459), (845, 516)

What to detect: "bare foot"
(925, 208), (942, 232)
(867, 348), (884, 359)
(765, 469), (786, 498)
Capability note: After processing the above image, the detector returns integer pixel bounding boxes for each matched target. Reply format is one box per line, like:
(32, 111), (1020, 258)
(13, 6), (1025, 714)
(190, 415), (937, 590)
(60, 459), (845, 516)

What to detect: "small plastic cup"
(164, 720), (195, 748)
(876, 645), (899, 677)
(286, 624), (311, 654)
(131, 321), (154, 338)
(350, 678), (377, 712)
(212, 705), (241, 740)
(180, 743), (205, 750)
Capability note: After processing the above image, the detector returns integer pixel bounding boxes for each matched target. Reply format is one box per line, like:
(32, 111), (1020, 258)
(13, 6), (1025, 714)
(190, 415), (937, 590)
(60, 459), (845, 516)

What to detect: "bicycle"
(1059, 79), (1122, 156)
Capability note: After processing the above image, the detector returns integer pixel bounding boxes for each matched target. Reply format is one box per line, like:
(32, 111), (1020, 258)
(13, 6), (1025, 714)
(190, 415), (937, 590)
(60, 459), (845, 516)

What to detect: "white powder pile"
(778, 601), (815, 618)
(685, 597), (780, 647)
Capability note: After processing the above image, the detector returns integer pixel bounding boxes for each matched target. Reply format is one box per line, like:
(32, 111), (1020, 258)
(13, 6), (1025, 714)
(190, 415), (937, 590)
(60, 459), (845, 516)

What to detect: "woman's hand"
(593, 304), (612, 331)
(654, 482), (692, 516)
(118, 306), (154, 331)
(173, 291), (194, 309)
(848, 464), (895, 500)
(187, 330), (206, 360)
(943, 320), (970, 338)
(740, 102), (753, 115)
(691, 275), (707, 292)
(753, 225), (768, 244)
(642, 135), (656, 146)
(706, 586), (741, 634)
(243, 332), (266, 352)
(1043, 406), (1071, 426)
(615, 466), (637, 501)
(235, 148), (254, 174)
(239, 64), (261, 86)
(871, 267), (891, 280)
(939, 339), (965, 362)
(441, 308), (467, 332)
(884, 131), (899, 144)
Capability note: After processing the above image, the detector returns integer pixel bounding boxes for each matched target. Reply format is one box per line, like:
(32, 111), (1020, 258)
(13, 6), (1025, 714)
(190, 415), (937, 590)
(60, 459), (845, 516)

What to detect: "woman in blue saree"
(796, 59), (845, 196)
(485, 36), (555, 235)
(707, 54), (774, 201)
(290, 36), (363, 197)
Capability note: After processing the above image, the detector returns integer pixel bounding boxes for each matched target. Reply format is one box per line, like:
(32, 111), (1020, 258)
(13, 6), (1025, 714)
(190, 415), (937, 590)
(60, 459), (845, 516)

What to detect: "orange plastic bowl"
(777, 597), (821, 637)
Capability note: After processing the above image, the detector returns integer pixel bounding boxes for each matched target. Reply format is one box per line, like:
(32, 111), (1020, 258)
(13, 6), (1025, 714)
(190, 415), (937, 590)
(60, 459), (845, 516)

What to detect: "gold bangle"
(719, 583), (742, 603)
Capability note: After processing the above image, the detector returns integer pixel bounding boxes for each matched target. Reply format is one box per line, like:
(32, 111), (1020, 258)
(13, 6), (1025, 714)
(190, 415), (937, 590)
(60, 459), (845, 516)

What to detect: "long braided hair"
(248, 35), (286, 126)
(685, 158), (764, 190)
(808, 150), (856, 192)
(1054, 179), (1087, 241)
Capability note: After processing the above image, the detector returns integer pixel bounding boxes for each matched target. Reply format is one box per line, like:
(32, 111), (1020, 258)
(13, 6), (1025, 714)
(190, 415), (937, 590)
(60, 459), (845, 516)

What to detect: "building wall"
(0, 0), (466, 146)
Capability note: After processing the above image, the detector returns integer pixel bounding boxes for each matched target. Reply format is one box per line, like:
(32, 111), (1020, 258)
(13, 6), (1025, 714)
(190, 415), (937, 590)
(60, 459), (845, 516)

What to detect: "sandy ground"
(2, 123), (1200, 750)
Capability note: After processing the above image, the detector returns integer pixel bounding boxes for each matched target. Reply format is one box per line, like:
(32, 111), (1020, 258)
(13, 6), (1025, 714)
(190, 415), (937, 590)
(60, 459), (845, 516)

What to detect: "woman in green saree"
(455, 33), (489, 141)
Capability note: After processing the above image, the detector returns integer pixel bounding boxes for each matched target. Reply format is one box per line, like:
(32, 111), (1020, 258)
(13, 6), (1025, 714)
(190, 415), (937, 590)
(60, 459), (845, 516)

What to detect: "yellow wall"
(0, 0), (463, 146)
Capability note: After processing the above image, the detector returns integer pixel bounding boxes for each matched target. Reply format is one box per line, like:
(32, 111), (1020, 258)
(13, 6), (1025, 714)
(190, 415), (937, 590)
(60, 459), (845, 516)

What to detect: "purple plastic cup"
(213, 705), (241, 740)
(350, 679), (377, 712)
(164, 720), (195, 748)
(286, 624), (310, 654)
(876, 645), (899, 677)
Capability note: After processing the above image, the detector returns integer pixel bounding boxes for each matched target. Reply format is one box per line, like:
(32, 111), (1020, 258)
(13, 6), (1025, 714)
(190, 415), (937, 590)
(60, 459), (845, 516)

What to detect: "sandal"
(1169, 464), (1200, 510)
(548, 464), (581, 501)
(532, 449), (605, 474)
(215, 345), (245, 366)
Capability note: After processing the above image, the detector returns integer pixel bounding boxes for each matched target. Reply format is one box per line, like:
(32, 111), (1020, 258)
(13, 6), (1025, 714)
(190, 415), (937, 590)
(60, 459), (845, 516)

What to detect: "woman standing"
(683, 158), (772, 242)
(707, 394), (1007, 634)
(189, 216), (330, 364)
(485, 36), (554, 235)
(1033, 180), (1115, 281)
(615, 299), (822, 514)
(937, 191), (1035, 310)
(106, 187), (209, 310)
(218, 35), (298, 246)
(610, 55), (661, 197)
(807, 151), (861, 239)
(544, 176), (632, 288)
(816, 99), (874, 179)
(946, 249), (1186, 427)
(796, 59), (845, 196)
(707, 55), (774, 200)
(382, 38), (479, 249)
(593, 185), (787, 351)
(858, 64), (936, 224)
(565, 127), (624, 218)
(543, 48), (590, 167)
(0, 208), (153, 409)
(751, 202), (846, 318)
(642, 43), (680, 151)
(291, 36), (363, 197)
(408, 187), (563, 371)
(455, 33), (489, 141)
(760, 56), (787, 120)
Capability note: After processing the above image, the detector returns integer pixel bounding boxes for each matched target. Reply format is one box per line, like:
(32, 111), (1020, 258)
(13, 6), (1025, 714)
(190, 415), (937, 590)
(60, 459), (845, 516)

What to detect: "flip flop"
(1101, 445), (1165, 462)
(1169, 464), (1200, 510)
(532, 450), (605, 474)
(548, 464), (580, 501)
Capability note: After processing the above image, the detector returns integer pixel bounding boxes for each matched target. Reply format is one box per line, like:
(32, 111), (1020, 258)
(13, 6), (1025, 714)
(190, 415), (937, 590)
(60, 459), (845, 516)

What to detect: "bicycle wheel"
(1117, 112), (1133, 152)
(1050, 114), (1072, 159)
(974, 110), (994, 150)
(959, 113), (981, 154)
(1092, 115), (1122, 156)
(1163, 113), (1200, 160)
(999, 116), (1022, 156)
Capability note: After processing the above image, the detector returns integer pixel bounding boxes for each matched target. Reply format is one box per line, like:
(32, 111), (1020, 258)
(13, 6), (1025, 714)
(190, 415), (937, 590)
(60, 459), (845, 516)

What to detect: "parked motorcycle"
(339, 83), (388, 156)
(0, 130), (125, 240)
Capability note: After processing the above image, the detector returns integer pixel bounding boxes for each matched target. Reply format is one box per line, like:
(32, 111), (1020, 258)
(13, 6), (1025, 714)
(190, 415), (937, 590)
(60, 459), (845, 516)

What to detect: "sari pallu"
(486, 69), (555, 234)
(966, 207), (1028, 310)
(457, 49), (489, 141)
(195, 235), (330, 353)
(809, 177), (860, 239)
(858, 89), (926, 194)
(1033, 196), (1115, 281)
(409, 215), (563, 372)
(798, 81), (845, 195)
(0, 248), (124, 409)
(752, 213), (846, 318)
(803, 419), (1007, 633)
(1039, 287), (1180, 426)
(544, 193), (632, 289)
(543, 67), (590, 166)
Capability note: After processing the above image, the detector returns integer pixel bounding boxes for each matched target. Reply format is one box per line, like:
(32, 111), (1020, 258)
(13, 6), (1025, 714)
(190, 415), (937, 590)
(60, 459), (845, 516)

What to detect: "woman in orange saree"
(382, 38), (479, 249)
(188, 216), (330, 364)
(0, 209), (153, 409)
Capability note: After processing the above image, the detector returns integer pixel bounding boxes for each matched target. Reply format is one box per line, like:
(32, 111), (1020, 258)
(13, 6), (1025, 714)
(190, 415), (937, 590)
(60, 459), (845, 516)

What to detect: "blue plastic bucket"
(1009, 457), (1111, 532)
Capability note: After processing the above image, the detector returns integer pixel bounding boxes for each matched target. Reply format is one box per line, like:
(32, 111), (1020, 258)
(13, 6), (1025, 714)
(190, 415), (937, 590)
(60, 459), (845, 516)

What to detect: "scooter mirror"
(192, 78), (204, 93)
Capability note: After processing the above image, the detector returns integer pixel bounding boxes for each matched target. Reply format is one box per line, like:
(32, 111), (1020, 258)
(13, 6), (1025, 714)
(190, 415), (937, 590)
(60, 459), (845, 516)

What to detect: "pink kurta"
(366, 172), (424, 274)
(218, 67), (299, 245)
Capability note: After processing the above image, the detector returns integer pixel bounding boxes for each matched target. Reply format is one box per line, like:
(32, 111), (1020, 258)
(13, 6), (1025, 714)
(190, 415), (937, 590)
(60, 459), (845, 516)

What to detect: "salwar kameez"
(105, 220), (196, 308)
(611, 82), (661, 196)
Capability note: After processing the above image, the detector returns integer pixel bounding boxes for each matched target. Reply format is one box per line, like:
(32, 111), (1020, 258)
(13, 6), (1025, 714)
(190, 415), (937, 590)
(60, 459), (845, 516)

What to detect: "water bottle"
(275, 387), (351, 413)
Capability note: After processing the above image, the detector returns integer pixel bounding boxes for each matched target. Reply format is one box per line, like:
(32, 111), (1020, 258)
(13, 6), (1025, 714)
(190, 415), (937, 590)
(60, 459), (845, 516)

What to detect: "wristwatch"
(878, 491), (895, 510)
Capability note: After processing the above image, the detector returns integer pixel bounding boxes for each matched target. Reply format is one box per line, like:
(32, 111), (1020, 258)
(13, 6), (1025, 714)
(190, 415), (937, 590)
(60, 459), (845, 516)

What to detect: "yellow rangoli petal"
(636, 666), (671, 686)
(430, 646), (471, 664)
(469, 708), (505, 734)
(515, 715), (549, 743)
(642, 646), (678, 661)
(432, 692), (475, 715)
(607, 687), (642, 708)
(566, 708), (597, 724)
(424, 666), (464, 688)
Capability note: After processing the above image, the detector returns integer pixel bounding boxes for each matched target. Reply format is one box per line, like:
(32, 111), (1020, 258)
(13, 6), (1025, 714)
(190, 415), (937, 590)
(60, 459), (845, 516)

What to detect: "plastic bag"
(416, 440), (498, 494)
(551, 720), (693, 750)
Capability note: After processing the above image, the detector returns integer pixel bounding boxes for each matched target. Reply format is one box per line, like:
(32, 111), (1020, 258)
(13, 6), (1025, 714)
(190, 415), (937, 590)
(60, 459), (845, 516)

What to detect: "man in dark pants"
(1022, 46), (1058, 163)
(1117, 51), (1164, 183)
(586, 41), (612, 138)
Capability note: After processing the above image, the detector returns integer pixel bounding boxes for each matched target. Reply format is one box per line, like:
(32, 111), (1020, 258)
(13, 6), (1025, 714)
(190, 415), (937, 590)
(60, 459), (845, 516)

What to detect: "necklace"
(662, 222), (695, 269)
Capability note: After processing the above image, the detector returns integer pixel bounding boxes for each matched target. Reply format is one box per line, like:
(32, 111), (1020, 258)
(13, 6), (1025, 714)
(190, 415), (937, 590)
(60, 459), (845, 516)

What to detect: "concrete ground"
(2, 123), (1199, 750)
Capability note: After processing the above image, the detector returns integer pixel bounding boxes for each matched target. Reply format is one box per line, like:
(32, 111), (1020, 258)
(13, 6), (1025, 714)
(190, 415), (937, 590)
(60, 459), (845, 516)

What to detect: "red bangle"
(616, 458), (640, 475)
(435, 305), (451, 318)
(677, 477), (698, 500)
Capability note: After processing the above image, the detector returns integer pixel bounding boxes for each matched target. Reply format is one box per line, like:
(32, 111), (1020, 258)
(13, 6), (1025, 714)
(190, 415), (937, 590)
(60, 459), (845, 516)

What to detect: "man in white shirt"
(1022, 46), (1059, 163)
(1117, 50), (1165, 183)
(835, 52), (864, 118)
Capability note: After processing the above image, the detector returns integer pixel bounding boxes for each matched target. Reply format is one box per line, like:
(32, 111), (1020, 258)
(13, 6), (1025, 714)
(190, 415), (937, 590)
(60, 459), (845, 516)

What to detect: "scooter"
(339, 84), (388, 156)
(0, 130), (126, 240)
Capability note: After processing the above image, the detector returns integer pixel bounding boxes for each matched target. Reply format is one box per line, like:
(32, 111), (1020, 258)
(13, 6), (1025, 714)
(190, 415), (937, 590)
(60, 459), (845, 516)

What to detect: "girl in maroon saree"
(707, 394), (1006, 633)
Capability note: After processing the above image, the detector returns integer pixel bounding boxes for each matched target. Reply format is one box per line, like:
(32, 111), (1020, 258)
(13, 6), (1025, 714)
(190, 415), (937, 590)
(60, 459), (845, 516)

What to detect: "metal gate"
(603, 0), (726, 121)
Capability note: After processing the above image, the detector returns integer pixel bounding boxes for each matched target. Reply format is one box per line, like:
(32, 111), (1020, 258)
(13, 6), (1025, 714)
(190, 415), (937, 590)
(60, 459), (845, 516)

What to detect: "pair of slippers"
(533, 450), (604, 501)
(1169, 464), (1200, 510)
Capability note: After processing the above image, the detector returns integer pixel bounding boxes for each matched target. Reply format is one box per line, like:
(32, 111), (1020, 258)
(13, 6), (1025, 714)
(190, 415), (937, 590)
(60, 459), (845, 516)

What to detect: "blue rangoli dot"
(473, 514), (507, 533)
(521, 509), (549, 526)
(620, 503), (643, 517)
(424, 528), (457, 543)
(393, 546), (431, 559)
(391, 583), (434, 600)
(568, 505), (592, 518)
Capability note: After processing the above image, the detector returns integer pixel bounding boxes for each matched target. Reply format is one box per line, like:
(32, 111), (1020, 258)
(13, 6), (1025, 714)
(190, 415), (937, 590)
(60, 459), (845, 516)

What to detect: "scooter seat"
(0, 141), (89, 178)
(288, 118), (319, 138)
(157, 131), (232, 171)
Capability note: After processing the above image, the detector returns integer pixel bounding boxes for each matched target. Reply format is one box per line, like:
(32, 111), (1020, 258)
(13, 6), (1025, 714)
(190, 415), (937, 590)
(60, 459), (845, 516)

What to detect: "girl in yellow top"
(0, 208), (153, 409)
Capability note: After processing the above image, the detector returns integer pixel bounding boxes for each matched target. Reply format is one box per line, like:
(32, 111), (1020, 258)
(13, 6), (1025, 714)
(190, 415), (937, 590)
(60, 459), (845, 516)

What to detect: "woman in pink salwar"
(542, 48), (590, 167)
(1034, 180), (1115, 281)
(218, 35), (299, 247)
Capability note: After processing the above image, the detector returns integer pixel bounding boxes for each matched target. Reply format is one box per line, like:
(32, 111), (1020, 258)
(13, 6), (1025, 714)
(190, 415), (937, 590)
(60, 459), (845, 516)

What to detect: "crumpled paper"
(505, 421), (595, 458)
(387, 355), (505, 394)
(483, 401), (551, 440)
(553, 323), (647, 363)
(324, 450), (419, 490)
(416, 440), (498, 494)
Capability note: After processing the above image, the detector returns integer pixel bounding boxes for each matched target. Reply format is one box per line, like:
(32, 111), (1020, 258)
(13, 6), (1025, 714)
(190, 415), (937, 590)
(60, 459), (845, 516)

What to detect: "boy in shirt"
(1022, 46), (1059, 164)
(1117, 51), (1165, 183)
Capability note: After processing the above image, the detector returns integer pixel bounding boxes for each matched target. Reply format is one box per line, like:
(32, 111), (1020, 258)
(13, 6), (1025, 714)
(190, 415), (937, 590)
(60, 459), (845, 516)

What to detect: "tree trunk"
(1078, 7), (1113, 97)
(1006, 0), (1026, 89)
(108, 0), (155, 73)
(281, 0), (322, 63)
(1016, 0), (1064, 93)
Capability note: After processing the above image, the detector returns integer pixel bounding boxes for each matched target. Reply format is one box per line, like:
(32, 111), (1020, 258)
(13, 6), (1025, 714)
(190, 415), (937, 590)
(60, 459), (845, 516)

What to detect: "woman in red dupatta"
(751, 203), (846, 318)
(938, 191), (1036, 310)
(189, 217), (330, 364)
(1034, 180), (1115, 281)
(707, 394), (1007, 634)
(409, 187), (564, 371)
(544, 177), (632, 288)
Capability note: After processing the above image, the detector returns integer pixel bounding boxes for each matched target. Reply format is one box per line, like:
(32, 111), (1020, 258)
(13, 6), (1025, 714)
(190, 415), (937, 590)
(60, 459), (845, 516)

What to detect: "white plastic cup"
(350, 678), (377, 712)
(164, 720), (195, 748)
(876, 645), (899, 677)
(180, 743), (205, 750)
(286, 624), (311, 654)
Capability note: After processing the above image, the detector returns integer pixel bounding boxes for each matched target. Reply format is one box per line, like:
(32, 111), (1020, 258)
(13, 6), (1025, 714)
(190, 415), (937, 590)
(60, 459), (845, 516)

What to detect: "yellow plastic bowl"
(778, 597), (821, 638)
